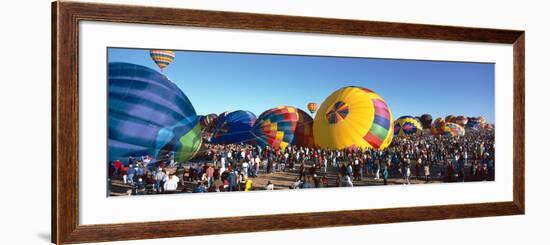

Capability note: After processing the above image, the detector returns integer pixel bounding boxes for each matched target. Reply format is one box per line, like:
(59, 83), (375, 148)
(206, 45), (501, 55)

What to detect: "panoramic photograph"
(106, 48), (495, 197)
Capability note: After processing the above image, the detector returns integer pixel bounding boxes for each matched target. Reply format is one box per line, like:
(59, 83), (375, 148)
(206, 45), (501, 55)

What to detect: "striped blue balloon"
(210, 110), (257, 144)
(108, 62), (201, 164)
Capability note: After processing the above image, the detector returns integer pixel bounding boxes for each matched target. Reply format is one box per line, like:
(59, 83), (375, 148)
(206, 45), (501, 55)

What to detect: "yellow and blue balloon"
(393, 116), (423, 136)
(313, 86), (393, 150)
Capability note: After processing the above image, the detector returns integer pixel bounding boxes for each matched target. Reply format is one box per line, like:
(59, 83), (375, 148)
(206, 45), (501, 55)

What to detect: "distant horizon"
(108, 47), (495, 124)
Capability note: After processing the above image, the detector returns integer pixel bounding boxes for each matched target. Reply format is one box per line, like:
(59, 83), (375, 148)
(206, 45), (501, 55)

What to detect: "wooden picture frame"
(52, 1), (525, 244)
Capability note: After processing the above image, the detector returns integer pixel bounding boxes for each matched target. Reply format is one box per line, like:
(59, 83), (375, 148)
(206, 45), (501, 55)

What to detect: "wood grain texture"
(51, 2), (57, 243)
(51, 1), (525, 244)
(53, 1), (80, 243)
(513, 33), (525, 213)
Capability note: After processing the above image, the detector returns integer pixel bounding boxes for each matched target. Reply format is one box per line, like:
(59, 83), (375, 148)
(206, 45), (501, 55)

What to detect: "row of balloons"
(200, 86), (395, 152)
(108, 62), (394, 164)
(394, 113), (493, 138)
(417, 114), (489, 130)
(108, 50), (492, 165)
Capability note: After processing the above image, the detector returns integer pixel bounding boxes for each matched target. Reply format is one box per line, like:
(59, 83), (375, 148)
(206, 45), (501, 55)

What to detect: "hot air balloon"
(199, 113), (218, 131)
(293, 108), (315, 148)
(108, 62), (201, 164)
(466, 116), (485, 130)
(150, 49), (175, 71)
(453, 115), (468, 126)
(466, 117), (477, 129)
(445, 115), (456, 123)
(393, 116), (423, 136)
(219, 111), (231, 119)
(479, 116), (487, 128)
(252, 106), (299, 150)
(420, 114), (433, 129)
(313, 86), (393, 150)
(431, 117), (446, 135)
(210, 110), (257, 144)
(443, 122), (465, 137)
(307, 102), (318, 114)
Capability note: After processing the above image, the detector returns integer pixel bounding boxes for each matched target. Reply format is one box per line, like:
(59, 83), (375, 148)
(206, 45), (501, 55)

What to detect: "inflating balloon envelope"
(108, 62), (201, 165)
(313, 86), (393, 150)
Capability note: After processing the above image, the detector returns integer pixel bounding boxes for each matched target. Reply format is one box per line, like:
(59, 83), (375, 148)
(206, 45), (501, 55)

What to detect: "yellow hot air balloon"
(393, 116), (423, 136)
(443, 122), (465, 137)
(313, 86), (393, 150)
(150, 49), (175, 71)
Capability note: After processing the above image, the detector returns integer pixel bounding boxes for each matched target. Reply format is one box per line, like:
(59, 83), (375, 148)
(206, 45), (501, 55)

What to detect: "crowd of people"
(108, 130), (495, 196)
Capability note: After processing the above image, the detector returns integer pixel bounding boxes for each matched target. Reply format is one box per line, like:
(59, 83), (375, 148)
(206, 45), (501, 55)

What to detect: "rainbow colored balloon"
(252, 106), (299, 150)
(150, 50), (175, 71)
(108, 62), (201, 164)
(393, 116), (423, 136)
(443, 122), (465, 137)
(313, 86), (393, 150)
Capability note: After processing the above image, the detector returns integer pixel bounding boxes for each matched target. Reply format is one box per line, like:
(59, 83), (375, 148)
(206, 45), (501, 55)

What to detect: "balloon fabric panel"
(293, 108), (315, 148)
(108, 62), (201, 164)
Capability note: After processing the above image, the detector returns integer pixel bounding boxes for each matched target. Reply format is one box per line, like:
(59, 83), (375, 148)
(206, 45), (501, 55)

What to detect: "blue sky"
(108, 48), (495, 123)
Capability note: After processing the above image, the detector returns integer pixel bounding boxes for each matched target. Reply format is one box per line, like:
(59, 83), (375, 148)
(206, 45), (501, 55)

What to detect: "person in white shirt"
(163, 174), (179, 193)
(405, 160), (411, 185)
(282, 152), (289, 171)
(323, 157), (328, 173)
(220, 155), (226, 169)
(265, 181), (274, 190)
(242, 161), (249, 177)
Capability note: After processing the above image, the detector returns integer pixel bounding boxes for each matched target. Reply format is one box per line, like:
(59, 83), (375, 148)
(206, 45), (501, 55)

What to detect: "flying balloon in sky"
(307, 102), (318, 114)
(150, 49), (175, 71)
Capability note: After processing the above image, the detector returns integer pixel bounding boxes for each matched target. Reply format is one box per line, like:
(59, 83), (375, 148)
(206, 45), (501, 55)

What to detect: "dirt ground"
(108, 161), (468, 196)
